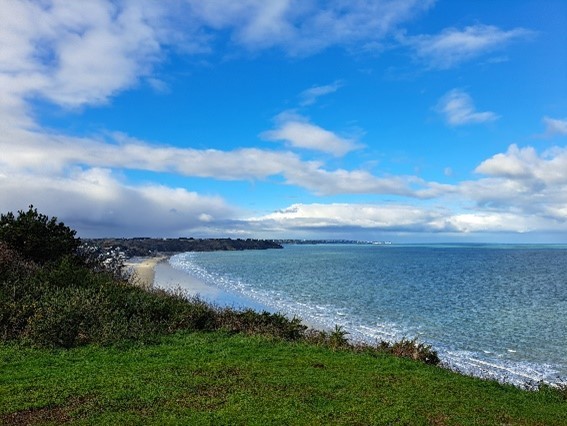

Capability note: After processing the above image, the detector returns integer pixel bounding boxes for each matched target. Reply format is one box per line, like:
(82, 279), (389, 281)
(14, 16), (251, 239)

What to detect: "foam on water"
(168, 247), (567, 387)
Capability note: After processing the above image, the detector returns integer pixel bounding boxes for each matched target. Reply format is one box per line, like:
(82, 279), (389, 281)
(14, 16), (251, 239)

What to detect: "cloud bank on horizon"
(1, 0), (566, 242)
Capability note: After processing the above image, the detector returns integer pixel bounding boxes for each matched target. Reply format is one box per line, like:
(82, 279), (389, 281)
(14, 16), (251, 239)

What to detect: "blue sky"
(1, 0), (566, 241)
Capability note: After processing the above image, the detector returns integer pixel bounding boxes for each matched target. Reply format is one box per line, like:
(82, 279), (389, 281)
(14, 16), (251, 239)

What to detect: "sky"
(1, 0), (567, 242)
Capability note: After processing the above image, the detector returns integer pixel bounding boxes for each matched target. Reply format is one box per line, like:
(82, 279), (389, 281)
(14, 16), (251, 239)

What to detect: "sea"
(165, 243), (567, 387)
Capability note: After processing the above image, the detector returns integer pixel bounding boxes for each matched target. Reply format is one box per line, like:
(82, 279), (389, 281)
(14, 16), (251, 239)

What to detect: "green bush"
(0, 243), (39, 340)
(382, 338), (440, 365)
(217, 308), (307, 340)
(0, 206), (79, 265)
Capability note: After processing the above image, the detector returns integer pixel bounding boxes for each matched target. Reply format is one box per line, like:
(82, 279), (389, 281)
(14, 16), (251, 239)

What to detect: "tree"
(0, 206), (80, 264)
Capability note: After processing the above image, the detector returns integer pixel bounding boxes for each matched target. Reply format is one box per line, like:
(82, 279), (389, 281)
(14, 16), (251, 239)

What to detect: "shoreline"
(124, 256), (168, 289)
(135, 255), (274, 312)
(128, 255), (359, 334)
(154, 257), (331, 330)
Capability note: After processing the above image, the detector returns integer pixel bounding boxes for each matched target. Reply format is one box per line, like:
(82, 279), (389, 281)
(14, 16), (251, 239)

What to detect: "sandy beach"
(125, 256), (168, 289)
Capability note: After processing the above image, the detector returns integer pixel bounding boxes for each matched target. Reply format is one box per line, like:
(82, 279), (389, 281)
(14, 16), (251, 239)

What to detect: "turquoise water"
(169, 244), (567, 386)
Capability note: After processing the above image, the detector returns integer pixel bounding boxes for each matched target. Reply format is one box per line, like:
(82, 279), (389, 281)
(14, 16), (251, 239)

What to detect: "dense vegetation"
(88, 237), (282, 257)
(1, 207), (565, 424)
(0, 206), (79, 265)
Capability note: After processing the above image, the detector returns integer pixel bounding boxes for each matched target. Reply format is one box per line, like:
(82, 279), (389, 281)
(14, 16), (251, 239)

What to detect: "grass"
(1, 331), (565, 425)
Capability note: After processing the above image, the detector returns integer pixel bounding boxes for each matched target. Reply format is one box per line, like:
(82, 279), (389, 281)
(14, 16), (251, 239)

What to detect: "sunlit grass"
(1, 332), (565, 425)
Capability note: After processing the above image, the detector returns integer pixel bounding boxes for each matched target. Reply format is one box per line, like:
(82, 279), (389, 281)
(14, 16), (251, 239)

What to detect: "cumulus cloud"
(251, 203), (443, 230)
(403, 24), (533, 69)
(246, 201), (567, 236)
(283, 166), (423, 196)
(459, 145), (567, 223)
(436, 89), (499, 126)
(243, 145), (567, 237)
(261, 113), (361, 157)
(475, 145), (539, 179)
(438, 212), (554, 234)
(475, 144), (567, 183)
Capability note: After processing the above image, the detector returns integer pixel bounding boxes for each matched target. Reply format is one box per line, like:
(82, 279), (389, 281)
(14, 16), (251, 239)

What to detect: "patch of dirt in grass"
(176, 384), (232, 411)
(170, 366), (247, 411)
(427, 413), (449, 426)
(1, 395), (94, 426)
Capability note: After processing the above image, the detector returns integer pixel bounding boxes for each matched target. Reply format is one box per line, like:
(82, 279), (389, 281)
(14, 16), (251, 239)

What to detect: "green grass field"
(1, 331), (565, 425)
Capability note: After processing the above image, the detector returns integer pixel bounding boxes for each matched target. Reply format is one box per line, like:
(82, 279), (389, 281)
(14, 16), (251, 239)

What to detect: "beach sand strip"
(125, 256), (168, 289)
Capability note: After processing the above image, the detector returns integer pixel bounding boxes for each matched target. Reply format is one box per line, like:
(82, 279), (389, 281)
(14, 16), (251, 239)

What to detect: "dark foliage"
(217, 309), (307, 340)
(86, 237), (283, 257)
(0, 206), (79, 265)
(382, 338), (440, 365)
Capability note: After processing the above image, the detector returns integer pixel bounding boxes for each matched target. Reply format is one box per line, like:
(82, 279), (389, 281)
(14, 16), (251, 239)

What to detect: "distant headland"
(86, 237), (283, 257)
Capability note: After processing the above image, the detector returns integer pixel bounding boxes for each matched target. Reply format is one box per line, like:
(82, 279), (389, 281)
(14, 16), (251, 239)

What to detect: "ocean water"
(168, 244), (567, 386)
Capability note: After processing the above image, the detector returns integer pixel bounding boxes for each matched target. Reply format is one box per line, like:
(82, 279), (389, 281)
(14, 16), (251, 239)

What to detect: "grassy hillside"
(1, 332), (566, 425)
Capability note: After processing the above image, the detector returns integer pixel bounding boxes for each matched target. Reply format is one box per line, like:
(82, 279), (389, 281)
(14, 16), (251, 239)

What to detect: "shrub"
(0, 206), (79, 264)
(0, 243), (39, 340)
(217, 308), (307, 340)
(385, 338), (440, 365)
(304, 325), (349, 349)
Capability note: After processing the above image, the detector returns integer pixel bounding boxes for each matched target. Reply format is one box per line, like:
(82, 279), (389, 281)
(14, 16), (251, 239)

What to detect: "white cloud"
(0, 126), (294, 180)
(252, 203), (442, 230)
(459, 145), (567, 223)
(299, 80), (343, 106)
(475, 145), (539, 179)
(0, 125), (421, 198)
(475, 144), (567, 183)
(0, 0), (167, 109)
(541, 117), (567, 138)
(244, 144), (567, 237)
(436, 89), (499, 126)
(283, 165), (422, 196)
(146, 77), (170, 94)
(404, 24), (533, 69)
(439, 212), (551, 234)
(246, 201), (567, 236)
(261, 113), (361, 157)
